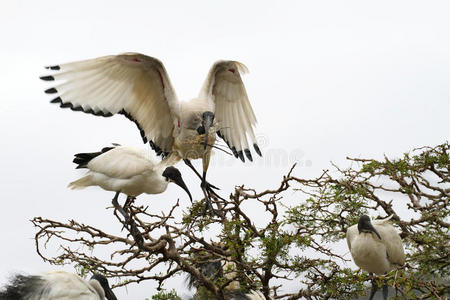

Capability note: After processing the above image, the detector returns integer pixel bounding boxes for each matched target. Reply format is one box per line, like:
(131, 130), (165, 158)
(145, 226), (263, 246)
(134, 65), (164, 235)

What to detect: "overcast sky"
(0, 1), (449, 299)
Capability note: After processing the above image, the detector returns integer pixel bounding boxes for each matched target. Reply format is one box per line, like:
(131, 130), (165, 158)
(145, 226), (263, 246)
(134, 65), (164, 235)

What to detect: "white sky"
(0, 1), (449, 299)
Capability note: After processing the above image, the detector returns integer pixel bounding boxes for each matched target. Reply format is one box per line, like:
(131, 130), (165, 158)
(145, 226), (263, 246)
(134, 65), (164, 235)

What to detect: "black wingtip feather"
(253, 143), (262, 157)
(71, 105), (84, 112)
(50, 96), (62, 104)
(231, 146), (238, 158)
(237, 150), (245, 162)
(40, 75), (54, 81)
(244, 149), (253, 161)
(60, 102), (72, 108)
(45, 87), (57, 94)
(45, 65), (60, 70)
(51, 97), (113, 117)
(118, 109), (167, 158)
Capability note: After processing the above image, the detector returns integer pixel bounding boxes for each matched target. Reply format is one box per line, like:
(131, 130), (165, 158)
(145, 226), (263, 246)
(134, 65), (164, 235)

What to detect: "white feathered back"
(346, 215), (405, 274)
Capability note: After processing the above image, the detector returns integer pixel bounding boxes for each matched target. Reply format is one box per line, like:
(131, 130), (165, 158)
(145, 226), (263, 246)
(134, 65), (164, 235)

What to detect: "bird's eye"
(197, 126), (205, 135)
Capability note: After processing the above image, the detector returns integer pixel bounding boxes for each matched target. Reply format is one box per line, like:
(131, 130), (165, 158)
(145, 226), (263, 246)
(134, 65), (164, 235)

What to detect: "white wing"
(346, 224), (358, 251)
(200, 60), (261, 162)
(88, 146), (156, 179)
(41, 53), (180, 156)
(374, 219), (406, 266)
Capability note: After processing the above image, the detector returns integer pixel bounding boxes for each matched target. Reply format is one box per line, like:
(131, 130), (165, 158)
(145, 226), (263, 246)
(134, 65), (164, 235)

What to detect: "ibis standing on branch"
(69, 145), (192, 220)
(346, 215), (406, 300)
(40, 53), (261, 206)
(0, 271), (117, 300)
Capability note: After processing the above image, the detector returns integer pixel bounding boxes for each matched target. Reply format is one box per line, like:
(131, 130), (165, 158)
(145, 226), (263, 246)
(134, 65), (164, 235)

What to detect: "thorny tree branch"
(32, 142), (449, 299)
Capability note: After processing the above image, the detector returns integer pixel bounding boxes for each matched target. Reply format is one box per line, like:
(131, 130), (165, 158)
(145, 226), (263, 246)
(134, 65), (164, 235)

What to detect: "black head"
(357, 215), (382, 240)
(202, 111), (215, 123)
(162, 166), (182, 181)
(162, 166), (192, 202)
(90, 274), (117, 300)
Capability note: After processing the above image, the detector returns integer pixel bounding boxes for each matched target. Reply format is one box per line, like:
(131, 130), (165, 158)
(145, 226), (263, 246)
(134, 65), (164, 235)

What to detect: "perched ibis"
(346, 215), (406, 300)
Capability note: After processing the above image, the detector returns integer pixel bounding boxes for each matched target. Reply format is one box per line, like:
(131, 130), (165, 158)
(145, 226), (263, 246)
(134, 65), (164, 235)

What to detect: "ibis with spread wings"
(41, 53), (261, 205)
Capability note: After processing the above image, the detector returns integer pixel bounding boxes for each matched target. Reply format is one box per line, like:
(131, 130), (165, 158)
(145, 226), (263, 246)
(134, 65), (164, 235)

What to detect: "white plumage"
(41, 54), (261, 203)
(69, 145), (192, 201)
(346, 215), (406, 300)
(0, 271), (117, 300)
(68, 145), (192, 222)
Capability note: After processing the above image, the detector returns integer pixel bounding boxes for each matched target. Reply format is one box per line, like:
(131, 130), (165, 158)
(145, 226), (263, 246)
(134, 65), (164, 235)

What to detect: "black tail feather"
(73, 146), (115, 169)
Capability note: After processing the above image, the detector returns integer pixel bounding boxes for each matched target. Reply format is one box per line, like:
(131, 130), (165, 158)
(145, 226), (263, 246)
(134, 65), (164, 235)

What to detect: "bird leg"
(183, 159), (220, 190)
(382, 284), (388, 300)
(368, 273), (378, 300)
(182, 159), (222, 215)
(121, 196), (136, 232)
(111, 192), (143, 246)
(111, 192), (130, 221)
(183, 159), (224, 202)
(123, 196), (136, 211)
(369, 283), (378, 300)
(200, 181), (216, 215)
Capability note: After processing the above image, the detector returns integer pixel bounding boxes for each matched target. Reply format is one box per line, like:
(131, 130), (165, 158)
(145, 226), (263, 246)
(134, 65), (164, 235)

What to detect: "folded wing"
(41, 53), (180, 156)
(87, 147), (156, 179)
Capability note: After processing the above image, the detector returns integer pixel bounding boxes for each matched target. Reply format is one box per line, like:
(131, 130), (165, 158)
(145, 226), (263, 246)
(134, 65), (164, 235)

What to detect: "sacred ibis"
(0, 271), (117, 300)
(69, 145), (192, 220)
(40, 53), (261, 207)
(346, 215), (406, 300)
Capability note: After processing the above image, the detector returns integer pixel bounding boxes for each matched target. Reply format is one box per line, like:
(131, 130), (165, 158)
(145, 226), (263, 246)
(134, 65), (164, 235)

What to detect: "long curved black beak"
(358, 215), (382, 240)
(368, 223), (382, 240)
(202, 111), (214, 150)
(104, 286), (118, 300)
(174, 176), (193, 202)
(91, 274), (118, 300)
